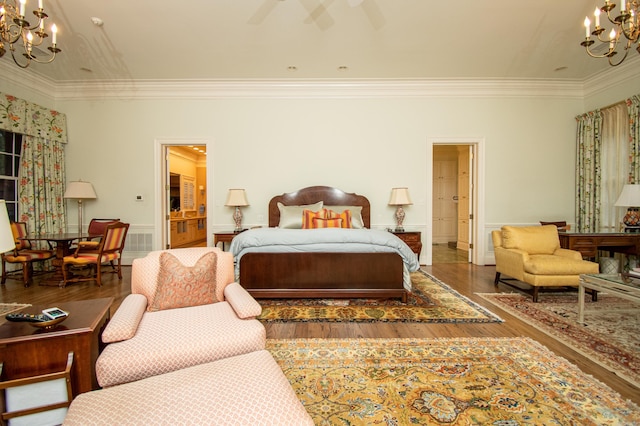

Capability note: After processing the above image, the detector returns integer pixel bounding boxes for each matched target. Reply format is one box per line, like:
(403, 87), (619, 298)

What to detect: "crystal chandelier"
(0, 0), (61, 68)
(582, 0), (639, 66)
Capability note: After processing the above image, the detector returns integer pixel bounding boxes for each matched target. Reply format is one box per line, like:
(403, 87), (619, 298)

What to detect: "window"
(0, 131), (23, 222)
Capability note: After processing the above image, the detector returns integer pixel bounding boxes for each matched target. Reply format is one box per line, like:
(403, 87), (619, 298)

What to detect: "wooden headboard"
(268, 186), (371, 228)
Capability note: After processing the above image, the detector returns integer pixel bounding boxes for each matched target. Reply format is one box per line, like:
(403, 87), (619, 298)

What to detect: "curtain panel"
(575, 111), (603, 233)
(627, 95), (640, 184)
(0, 92), (68, 143)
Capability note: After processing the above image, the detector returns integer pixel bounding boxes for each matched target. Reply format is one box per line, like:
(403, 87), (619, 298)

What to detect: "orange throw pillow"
(327, 209), (352, 228)
(150, 252), (218, 311)
(312, 217), (343, 228)
(302, 208), (328, 229)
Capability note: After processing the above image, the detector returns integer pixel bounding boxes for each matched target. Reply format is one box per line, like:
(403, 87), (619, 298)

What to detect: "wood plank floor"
(1, 262), (638, 405)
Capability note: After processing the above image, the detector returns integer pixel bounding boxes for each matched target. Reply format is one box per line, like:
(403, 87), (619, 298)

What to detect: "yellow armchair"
(492, 225), (599, 302)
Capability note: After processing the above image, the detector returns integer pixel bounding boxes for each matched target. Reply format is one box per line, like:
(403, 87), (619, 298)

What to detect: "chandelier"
(0, 0), (61, 68)
(582, 0), (639, 66)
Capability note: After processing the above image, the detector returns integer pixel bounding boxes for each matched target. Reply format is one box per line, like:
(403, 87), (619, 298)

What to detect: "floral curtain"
(0, 92), (67, 235)
(627, 95), (640, 184)
(575, 110), (602, 232)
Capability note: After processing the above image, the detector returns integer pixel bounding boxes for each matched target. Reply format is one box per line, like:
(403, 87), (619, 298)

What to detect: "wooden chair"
(0, 352), (74, 425)
(62, 222), (129, 287)
(86, 218), (121, 241)
(1, 222), (54, 287)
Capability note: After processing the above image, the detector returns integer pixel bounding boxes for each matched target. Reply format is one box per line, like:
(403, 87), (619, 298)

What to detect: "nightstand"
(391, 230), (422, 258)
(213, 230), (245, 251)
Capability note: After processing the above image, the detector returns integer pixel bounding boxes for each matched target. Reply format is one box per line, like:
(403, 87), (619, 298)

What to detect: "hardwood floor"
(1, 262), (638, 405)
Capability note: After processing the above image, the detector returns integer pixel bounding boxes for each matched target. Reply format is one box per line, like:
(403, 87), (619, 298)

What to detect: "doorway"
(154, 139), (210, 251)
(426, 138), (484, 266)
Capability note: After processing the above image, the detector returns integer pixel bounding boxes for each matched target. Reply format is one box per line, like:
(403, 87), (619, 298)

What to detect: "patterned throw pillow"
(150, 251), (218, 311)
(327, 209), (352, 228)
(312, 217), (343, 228)
(302, 208), (328, 229)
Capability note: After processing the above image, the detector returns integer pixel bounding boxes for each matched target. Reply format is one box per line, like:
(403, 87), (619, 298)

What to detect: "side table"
(391, 230), (422, 259)
(213, 230), (246, 251)
(0, 297), (113, 396)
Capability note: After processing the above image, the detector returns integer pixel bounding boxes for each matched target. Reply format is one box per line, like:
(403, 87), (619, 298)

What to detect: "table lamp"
(388, 187), (413, 232)
(614, 184), (640, 233)
(225, 189), (249, 232)
(0, 200), (16, 254)
(64, 180), (97, 234)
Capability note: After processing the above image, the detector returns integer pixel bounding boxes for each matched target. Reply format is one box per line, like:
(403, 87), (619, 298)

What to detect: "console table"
(558, 232), (640, 259)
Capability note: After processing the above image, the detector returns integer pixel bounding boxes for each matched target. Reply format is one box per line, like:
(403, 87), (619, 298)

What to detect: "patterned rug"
(476, 292), (640, 388)
(267, 337), (640, 425)
(257, 270), (502, 323)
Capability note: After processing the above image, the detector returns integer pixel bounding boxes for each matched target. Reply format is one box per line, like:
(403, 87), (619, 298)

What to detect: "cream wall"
(1, 60), (638, 265)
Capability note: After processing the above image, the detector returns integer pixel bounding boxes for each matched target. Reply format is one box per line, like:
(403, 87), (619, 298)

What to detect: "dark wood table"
(21, 232), (99, 286)
(0, 297), (113, 396)
(558, 231), (640, 259)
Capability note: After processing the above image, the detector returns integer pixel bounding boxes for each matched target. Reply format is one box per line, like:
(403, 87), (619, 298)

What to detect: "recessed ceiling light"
(287, 66), (298, 72)
(337, 66), (349, 72)
(90, 17), (104, 27)
(554, 66), (568, 72)
(80, 67), (93, 73)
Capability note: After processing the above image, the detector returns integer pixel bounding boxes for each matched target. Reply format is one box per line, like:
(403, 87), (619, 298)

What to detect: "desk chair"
(1, 222), (54, 287)
(62, 222), (129, 287)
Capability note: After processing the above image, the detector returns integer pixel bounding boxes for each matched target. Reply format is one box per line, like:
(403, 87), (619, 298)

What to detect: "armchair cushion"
(150, 251), (218, 311)
(524, 255), (599, 275)
(501, 225), (560, 255)
(133, 247), (233, 310)
(102, 294), (147, 343)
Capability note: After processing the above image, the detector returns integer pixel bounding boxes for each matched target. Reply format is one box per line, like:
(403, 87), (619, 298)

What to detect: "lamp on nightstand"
(225, 189), (249, 232)
(388, 187), (413, 232)
(615, 184), (640, 233)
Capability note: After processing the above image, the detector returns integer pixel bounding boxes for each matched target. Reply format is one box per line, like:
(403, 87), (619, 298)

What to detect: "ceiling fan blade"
(361, 0), (385, 30)
(300, 0), (335, 30)
(248, 0), (281, 25)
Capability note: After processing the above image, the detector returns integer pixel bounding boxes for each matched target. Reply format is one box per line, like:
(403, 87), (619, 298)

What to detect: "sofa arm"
(494, 247), (529, 281)
(553, 248), (584, 261)
(224, 282), (262, 319)
(102, 294), (148, 343)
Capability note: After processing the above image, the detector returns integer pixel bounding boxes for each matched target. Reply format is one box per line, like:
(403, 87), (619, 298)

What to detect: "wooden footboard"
(239, 252), (406, 302)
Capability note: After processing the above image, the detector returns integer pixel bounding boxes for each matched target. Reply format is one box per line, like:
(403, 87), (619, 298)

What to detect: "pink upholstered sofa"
(95, 247), (267, 387)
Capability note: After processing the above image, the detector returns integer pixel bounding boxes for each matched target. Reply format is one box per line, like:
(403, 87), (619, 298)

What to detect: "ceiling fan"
(248, 0), (384, 30)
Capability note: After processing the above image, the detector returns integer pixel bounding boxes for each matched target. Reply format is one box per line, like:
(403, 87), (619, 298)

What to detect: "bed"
(230, 186), (420, 302)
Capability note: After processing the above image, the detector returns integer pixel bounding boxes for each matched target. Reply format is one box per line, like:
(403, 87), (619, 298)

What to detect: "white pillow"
(327, 205), (365, 229)
(277, 202), (323, 229)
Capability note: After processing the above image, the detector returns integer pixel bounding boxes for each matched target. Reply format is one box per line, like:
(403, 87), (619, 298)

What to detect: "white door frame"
(426, 137), (485, 265)
(154, 138), (211, 251)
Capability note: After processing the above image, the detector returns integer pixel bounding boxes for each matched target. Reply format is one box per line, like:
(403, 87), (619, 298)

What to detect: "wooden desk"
(0, 297), (112, 396)
(558, 232), (640, 259)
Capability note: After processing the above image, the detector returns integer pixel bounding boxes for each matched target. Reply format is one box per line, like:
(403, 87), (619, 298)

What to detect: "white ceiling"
(4, 0), (636, 83)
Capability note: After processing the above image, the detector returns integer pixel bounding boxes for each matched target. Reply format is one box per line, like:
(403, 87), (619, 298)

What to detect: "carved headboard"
(268, 186), (371, 228)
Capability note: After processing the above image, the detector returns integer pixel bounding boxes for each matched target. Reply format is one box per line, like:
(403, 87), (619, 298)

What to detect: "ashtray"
(29, 314), (69, 329)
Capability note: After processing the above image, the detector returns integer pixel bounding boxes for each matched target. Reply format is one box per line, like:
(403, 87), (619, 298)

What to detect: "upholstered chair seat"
(492, 225), (600, 302)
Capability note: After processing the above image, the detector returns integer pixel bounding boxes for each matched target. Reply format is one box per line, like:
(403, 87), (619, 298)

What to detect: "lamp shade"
(225, 189), (249, 207)
(614, 184), (640, 207)
(388, 187), (413, 206)
(0, 200), (16, 254)
(64, 181), (97, 199)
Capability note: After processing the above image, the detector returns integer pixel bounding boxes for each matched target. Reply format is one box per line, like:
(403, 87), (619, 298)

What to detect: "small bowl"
(29, 314), (69, 329)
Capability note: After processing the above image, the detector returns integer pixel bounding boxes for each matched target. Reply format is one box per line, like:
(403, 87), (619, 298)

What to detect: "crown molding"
(582, 55), (640, 99)
(5, 59), (633, 101)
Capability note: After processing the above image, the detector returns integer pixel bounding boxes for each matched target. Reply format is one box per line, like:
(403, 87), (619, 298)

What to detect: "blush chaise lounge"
(492, 225), (600, 302)
(94, 247), (267, 387)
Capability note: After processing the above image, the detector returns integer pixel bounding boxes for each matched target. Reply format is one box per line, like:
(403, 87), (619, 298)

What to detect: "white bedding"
(230, 228), (420, 291)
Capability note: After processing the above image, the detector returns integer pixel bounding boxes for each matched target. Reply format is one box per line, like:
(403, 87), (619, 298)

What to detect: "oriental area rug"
(267, 337), (640, 426)
(257, 270), (502, 323)
(476, 292), (640, 388)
